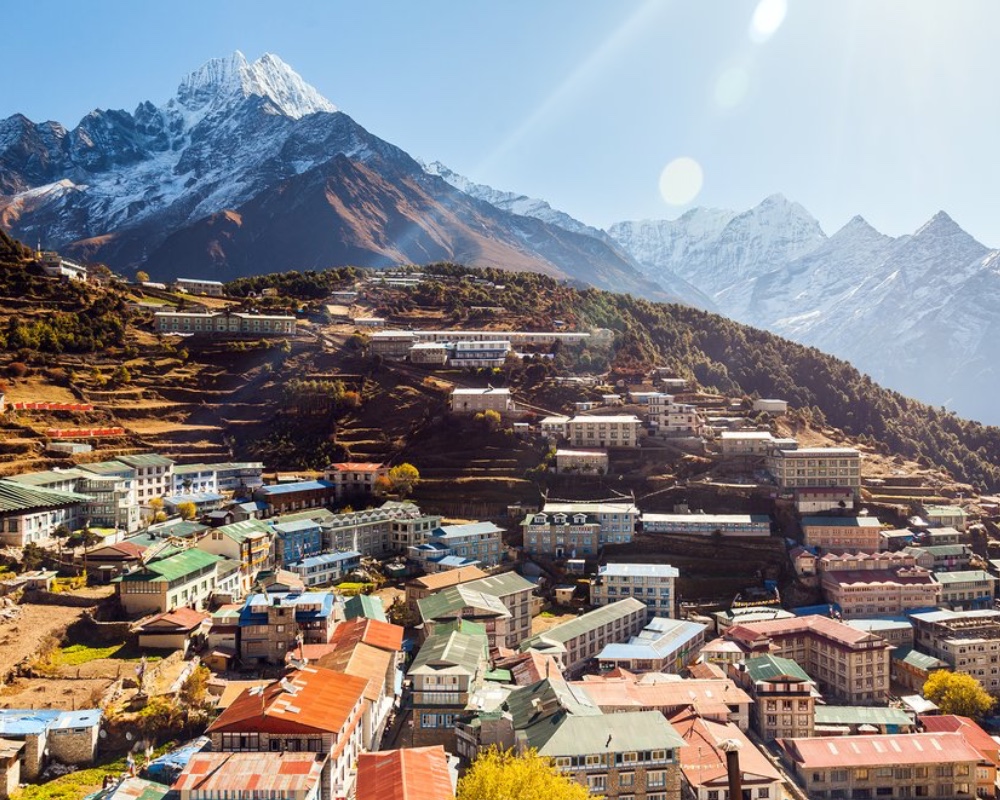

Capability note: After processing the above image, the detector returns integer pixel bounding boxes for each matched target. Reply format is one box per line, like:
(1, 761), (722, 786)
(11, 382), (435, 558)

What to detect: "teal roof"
(745, 654), (813, 683)
(418, 584), (511, 623)
(119, 549), (221, 583)
(7, 469), (84, 487)
(892, 646), (949, 671)
(520, 598), (646, 650)
(79, 461), (134, 476)
(485, 668), (512, 682)
(815, 705), (915, 727)
(215, 519), (271, 544)
(408, 630), (488, 676)
(118, 454), (175, 468)
(0, 479), (92, 513)
(433, 620), (487, 637)
(465, 571), (535, 597)
(344, 594), (387, 622)
(933, 570), (993, 584)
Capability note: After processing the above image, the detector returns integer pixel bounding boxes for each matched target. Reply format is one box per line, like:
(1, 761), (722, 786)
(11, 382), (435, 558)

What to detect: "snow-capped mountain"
(0, 52), (668, 300)
(610, 198), (1000, 425)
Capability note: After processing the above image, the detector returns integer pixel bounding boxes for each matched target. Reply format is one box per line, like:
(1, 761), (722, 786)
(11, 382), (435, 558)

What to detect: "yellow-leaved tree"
(457, 749), (593, 800)
(923, 670), (995, 718)
(388, 463), (420, 498)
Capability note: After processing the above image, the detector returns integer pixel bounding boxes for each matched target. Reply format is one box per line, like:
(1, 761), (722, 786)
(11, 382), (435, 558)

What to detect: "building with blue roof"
(238, 591), (342, 664)
(0, 708), (102, 779)
(163, 493), (225, 515)
(287, 550), (361, 587)
(595, 617), (708, 674)
(253, 480), (337, 516)
(410, 522), (503, 570)
(271, 519), (323, 567)
(591, 562), (678, 620)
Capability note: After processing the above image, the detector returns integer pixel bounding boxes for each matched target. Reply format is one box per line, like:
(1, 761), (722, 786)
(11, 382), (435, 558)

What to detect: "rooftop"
(779, 732), (981, 769)
(408, 566), (488, 592)
(933, 569), (994, 584)
(172, 752), (323, 795)
(814, 705), (915, 728)
(118, 549), (221, 584)
(671, 708), (781, 789)
(521, 598), (647, 650)
(430, 522), (504, 540)
(744, 654), (813, 684)
(801, 516), (881, 528)
(257, 480), (335, 496)
(597, 617), (706, 662)
(0, 479), (93, 513)
(408, 630), (488, 677)
(418, 584), (511, 623)
(598, 563), (680, 579)
(356, 746), (454, 800)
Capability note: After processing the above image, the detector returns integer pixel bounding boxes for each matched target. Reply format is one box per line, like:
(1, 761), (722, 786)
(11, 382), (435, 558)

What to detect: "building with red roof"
(173, 752), (323, 800)
(356, 746), (454, 800)
(777, 732), (982, 799)
(207, 666), (370, 800)
(919, 715), (999, 798)
(323, 462), (388, 501)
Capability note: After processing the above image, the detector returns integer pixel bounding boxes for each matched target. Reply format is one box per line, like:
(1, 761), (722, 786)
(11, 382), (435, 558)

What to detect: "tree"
(112, 364), (131, 386)
(176, 501), (198, 520)
(924, 671), (995, 718)
(135, 271), (150, 283)
(373, 474), (393, 498)
(457, 748), (591, 800)
(388, 463), (420, 498)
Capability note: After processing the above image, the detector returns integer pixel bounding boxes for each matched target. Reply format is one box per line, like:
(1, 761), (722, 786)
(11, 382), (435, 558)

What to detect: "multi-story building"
(777, 732), (981, 800)
(820, 564), (941, 619)
(653, 401), (706, 436)
(386, 503), (441, 553)
(844, 616), (914, 648)
(417, 585), (512, 650)
(416, 522), (504, 569)
(891, 646), (950, 693)
(540, 415), (571, 440)
(404, 566), (488, 613)
(768, 446), (862, 494)
(287, 551), (361, 587)
(521, 509), (602, 557)
(174, 278), (225, 296)
(238, 592), (341, 664)
(572, 673), (752, 730)
(206, 667), (369, 800)
(923, 504), (968, 531)
(172, 464), (219, 495)
(641, 513), (771, 537)
(919, 714), (1000, 800)
(538, 501), (640, 546)
(323, 462), (389, 501)
(910, 609), (1000, 693)
(554, 449), (609, 475)
(902, 544), (973, 571)
(595, 617), (707, 674)
(733, 615), (892, 705)
(368, 330), (417, 359)
(795, 486), (857, 514)
(730, 654), (817, 741)
(520, 597), (647, 674)
(407, 628), (489, 748)
(214, 462), (266, 493)
(154, 310), (296, 337)
(933, 570), (997, 611)
(719, 430), (775, 456)
(195, 519), (273, 594)
(254, 481), (338, 516)
(566, 415), (642, 449)
(670, 708), (783, 800)
(272, 520), (324, 567)
(590, 563), (678, 620)
(448, 340), (512, 368)
(456, 676), (684, 800)
(462, 572), (536, 648)
(408, 342), (449, 365)
(449, 387), (512, 414)
(357, 746), (455, 800)
(173, 751), (324, 800)
(801, 515), (882, 551)
(115, 547), (221, 615)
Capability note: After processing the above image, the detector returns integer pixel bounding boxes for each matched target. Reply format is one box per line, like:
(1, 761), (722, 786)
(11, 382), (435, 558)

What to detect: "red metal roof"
(328, 462), (386, 473)
(780, 732), (983, 769)
(670, 708), (781, 788)
(356, 746), (454, 800)
(172, 752), (323, 794)
(329, 617), (404, 653)
(207, 666), (369, 736)
(135, 607), (208, 633)
(919, 715), (1000, 764)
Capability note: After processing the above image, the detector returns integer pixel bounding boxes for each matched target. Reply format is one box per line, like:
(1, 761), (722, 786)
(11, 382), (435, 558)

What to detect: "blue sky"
(4, 0), (998, 244)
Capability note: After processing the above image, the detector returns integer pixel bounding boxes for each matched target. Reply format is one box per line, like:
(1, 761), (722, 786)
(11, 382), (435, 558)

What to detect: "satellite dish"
(125, 732), (133, 741)
(99, 730), (107, 739)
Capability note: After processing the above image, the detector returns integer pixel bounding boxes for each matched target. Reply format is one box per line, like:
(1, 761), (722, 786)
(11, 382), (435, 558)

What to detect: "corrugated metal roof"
(521, 598), (646, 650)
(258, 480), (335, 496)
(408, 630), (488, 677)
(814, 705), (914, 727)
(119, 549), (220, 583)
(344, 594), (387, 622)
(356, 746), (454, 800)
(119, 454), (175, 468)
(418, 584), (511, 623)
(780, 732), (981, 768)
(172, 752), (323, 794)
(0, 479), (92, 513)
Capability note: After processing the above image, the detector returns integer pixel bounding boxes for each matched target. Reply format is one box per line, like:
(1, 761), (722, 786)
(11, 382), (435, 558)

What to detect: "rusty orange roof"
(670, 708), (781, 789)
(356, 746), (454, 800)
(328, 462), (386, 473)
(408, 567), (488, 592)
(687, 662), (728, 680)
(207, 666), (369, 736)
(315, 642), (391, 703)
(920, 715), (1000, 764)
(494, 649), (563, 686)
(173, 752), (323, 794)
(738, 614), (889, 648)
(572, 675), (752, 721)
(135, 607), (208, 633)
(329, 617), (404, 652)
(779, 732), (982, 769)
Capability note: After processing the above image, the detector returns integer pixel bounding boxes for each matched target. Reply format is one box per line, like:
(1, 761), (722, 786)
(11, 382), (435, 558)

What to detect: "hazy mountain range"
(1, 52), (997, 424)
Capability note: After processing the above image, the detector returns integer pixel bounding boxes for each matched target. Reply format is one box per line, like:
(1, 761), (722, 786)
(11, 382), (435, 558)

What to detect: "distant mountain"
(0, 51), (671, 300)
(610, 198), (1000, 425)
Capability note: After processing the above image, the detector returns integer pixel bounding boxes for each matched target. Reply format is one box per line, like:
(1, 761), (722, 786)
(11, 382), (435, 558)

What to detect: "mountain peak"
(914, 210), (969, 240)
(175, 51), (336, 120)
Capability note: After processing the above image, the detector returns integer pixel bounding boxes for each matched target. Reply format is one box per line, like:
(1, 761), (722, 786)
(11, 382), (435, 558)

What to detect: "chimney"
(719, 739), (742, 800)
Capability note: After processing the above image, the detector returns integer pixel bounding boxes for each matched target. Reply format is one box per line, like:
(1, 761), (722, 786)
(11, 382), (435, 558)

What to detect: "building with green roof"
(115, 548), (221, 616)
(408, 628), (489, 749)
(455, 677), (683, 799)
(520, 597), (646, 674)
(814, 704), (915, 735)
(418, 584), (512, 650)
(195, 519), (273, 594)
(737, 654), (817, 741)
(0, 479), (94, 547)
(344, 593), (387, 623)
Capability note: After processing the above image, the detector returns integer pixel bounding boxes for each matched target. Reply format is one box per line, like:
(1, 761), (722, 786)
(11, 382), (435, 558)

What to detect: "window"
(587, 775), (605, 791)
(619, 772), (634, 787)
(647, 771), (665, 788)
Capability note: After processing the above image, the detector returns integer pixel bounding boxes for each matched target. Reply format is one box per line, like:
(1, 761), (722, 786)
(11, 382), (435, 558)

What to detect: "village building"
(418, 585), (512, 651)
(923, 504), (968, 531)
(891, 646), (950, 693)
(173, 751), (324, 800)
(287, 551), (361, 587)
(386, 503), (442, 553)
(719, 430), (774, 456)
(777, 732), (981, 800)
(752, 398), (788, 414)
(83, 540), (147, 582)
(540, 415), (571, 439)
(728, 615), (892, 705)
(448, 340), (512, 368)
(903, 543), (973, 571)
(652, 401), (706, 437)
(730, 654), (817, 741)
(595, 617), (707, 674)
(448, 387), (512, 414)
(174, 277), (225, 296)
(911, 608), (1000, 693)
(368, 330), (416, 359)
(196, 519), (273, 594)
(272, 519), (324, 566)
(566, 415), (642, 448)
(590, 563), (678, 620)
(134, 607), (209, 653)
(412, 522), (504, 569)
(814, 705), (916, 736)
(794, 486), (857, 514)
(0, 709), (102, 782)
(238, 591), (341, 664)
(254, 481), (338, 516)
(323, 463), (389, 500)
(407, 628), (490, 748)
(919, 715), (1000, 800)
(520, 597), (647, 675)
(172, 464), (219, 495)
(0, 479), (91, 547)
(933, 569), (997, 611)
(460, 572), (536, 648)
(521, 508), (602, 557)
(539, 500), (640, 545)
(115, 547), (222, 615)
(214, 462), (266, 492)
(155, 310), (296, 337)
(356, 746), (455, 800)
(641, 513), (771, 538)
(801, 515), (882, 552)
(38, 251), (88, 281)
(404, 567), (488, 613)
(408, 342), (449, 365)
(554, 449), (609, 475)
(206, 667), (369, 800)
(669, 708), (783, 800)
(767, 446), (862, 494)
(844, 616), (914, 648)
(820, 560), (941, 619)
